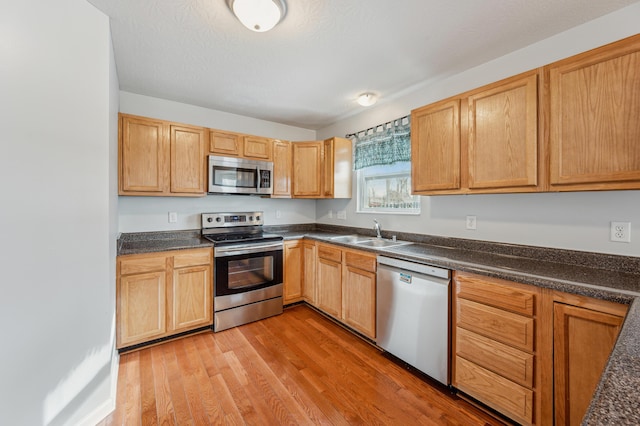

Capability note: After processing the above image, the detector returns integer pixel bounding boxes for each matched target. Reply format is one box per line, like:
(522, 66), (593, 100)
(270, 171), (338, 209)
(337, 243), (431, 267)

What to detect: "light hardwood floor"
(99, 305), (503, 425)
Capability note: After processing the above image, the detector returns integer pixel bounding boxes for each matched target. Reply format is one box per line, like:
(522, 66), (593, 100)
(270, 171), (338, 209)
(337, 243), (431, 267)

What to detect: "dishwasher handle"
(377, 256), (450, 280)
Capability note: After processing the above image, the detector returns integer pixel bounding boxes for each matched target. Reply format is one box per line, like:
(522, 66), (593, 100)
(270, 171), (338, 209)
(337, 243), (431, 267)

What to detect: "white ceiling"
(88, 0), (638, 130)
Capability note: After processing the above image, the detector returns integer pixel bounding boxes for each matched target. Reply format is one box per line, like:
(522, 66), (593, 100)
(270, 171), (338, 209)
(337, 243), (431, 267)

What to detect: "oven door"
(214, 241), (283, 297)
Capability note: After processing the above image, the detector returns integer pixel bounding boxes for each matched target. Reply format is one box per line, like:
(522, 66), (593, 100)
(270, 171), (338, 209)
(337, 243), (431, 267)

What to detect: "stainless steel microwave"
(208, 155), (273, 195)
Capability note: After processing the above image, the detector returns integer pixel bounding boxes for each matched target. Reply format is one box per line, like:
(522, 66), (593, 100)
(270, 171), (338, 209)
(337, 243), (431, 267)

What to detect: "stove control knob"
(206, 217), (213, 223)
(248, 216), (253, 222)
(216, 217), (222, 222)
(256, 215), (261, 221)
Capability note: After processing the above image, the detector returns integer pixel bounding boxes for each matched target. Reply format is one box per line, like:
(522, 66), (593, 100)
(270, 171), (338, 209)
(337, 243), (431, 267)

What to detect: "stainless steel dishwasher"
(376, 256), (451, 385)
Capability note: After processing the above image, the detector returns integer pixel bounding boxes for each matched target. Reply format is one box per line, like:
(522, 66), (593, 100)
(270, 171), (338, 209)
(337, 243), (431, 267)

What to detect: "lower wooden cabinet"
(116, 248), (213, 349)
(283, 240), (303, 304)
(341, 251), (376, 338)
(453, 271), (540, 426)
(453, 271), (629, 426)
(316, 243), (343, 318)
(552, 293), (627, 426)
(302, 241), (317, 305)
(314, 242), (377, 339)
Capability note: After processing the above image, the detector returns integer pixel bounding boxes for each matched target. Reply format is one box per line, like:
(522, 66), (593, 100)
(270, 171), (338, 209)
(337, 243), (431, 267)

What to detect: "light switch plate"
(168, 212), (178, 223)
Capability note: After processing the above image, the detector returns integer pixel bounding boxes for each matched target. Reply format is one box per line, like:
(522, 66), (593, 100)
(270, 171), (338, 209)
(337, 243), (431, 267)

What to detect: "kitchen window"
(357, 162), (420, 214)
(351, 116), (420, 215)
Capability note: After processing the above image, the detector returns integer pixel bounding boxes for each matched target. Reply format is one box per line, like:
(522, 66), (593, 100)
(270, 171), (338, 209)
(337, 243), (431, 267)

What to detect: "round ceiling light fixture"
(357, 93), (377, 107)
(226, 0), (287, 33)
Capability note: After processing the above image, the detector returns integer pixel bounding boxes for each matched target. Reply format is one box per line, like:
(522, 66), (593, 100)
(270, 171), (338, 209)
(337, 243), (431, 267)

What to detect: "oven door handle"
(215, 241), (283, 257)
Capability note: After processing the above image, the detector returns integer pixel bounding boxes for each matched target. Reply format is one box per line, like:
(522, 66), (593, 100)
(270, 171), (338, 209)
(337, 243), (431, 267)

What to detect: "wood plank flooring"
(99, 305), (503, 425)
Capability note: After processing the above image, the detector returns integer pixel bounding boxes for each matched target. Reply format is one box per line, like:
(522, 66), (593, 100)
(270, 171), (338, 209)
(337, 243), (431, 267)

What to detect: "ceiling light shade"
(357, 93), (377, 107)
(227, 0), (287, 32)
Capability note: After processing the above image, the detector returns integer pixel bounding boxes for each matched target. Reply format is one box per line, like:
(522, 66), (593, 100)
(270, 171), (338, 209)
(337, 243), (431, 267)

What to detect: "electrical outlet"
(168, 212), (178, 223)
(276, 210), (282, 219)
(466, 215), (477, 230)
(610, 221), (631, 243)
(337, 210), (347, 220)
(328, 210), (333, 219)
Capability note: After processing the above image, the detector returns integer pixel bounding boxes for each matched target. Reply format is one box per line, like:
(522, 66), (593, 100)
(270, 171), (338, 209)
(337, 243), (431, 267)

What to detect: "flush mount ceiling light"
(357, 93), (378, 107)
(226, 0), (287, 32)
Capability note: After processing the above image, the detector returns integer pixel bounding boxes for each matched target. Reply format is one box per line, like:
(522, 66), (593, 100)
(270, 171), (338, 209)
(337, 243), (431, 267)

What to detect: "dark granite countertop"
(117, 230), (213, 255)
(118, 225), (640, 424)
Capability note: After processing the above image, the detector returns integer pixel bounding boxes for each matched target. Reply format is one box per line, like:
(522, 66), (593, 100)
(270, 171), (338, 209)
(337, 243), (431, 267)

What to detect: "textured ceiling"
(88, 0), (638, 129)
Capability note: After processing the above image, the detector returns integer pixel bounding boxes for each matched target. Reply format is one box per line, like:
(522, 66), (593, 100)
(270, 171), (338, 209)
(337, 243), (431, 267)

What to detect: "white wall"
(316, 3), (640, 257)
(118, 93), (317, 232)
(0, 0), (118, 424)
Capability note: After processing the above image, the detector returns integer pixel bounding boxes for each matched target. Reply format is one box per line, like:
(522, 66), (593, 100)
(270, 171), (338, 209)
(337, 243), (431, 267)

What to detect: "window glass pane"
(357, 162), (420, 214)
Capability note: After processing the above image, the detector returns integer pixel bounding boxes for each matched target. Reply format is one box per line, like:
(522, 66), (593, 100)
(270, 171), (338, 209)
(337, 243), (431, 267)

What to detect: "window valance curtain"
(350, 116), (411, 170)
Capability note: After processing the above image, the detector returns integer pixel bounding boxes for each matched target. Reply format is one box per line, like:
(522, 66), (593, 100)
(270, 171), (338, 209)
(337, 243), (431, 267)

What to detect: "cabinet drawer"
(456, 327), (534, 388)
(457, 299), (534, 352)
(317, 244), (342, 262)
(119, 255), (167, 275)
(455, 356), (533, 426)
(344, 250), (376, 272)
(173, 248), (212, 268)
(455, 272), (535, 316)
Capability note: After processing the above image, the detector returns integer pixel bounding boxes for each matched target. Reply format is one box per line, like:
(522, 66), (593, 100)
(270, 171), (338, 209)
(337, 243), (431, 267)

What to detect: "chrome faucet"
(373, 219), (382, 239)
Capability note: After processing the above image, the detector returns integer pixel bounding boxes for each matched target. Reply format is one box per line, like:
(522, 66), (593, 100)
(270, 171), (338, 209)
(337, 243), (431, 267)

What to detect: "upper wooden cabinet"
(209, 130), (274, 161)
(119, 114), (206, 196)
(291, 137), (352, 199)
(467, 72), (539, 191)
(412, 34), (640, 195)
(272, 139), (292, 198)
(170, 125), (207, 194)
(292, 141), (323, 197)
(243, 135), (273, 161)
(411, 98), (461, 192)
(209, 130), (242, 156)
(548, 35), (640, 190)
(412, 71), (541, 195)
(119, 114), (168, 194)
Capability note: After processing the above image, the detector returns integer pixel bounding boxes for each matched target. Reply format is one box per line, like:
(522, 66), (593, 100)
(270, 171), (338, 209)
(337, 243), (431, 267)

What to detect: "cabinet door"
(302, 242), (317, 305)
(119, 114), (168, 194)
(292, 142), (323, 197)
(553, 303), (625, 426)
(468, 72), (539, 190)
(117, 270), (167, 348)
(170, 264), (212, 332)
(549, 36), (640, 189)
(283, 240), (303, 304)
(317, 258), (342, 318)
(342, 265), (376, 339)
(170, 124), (206, 195)
(243, 136), (273, 160)
(272, 140), (292, 197)
(210, 130), (242, 156)
(411, 99), (461, 192)
(322, 138), (334, 198)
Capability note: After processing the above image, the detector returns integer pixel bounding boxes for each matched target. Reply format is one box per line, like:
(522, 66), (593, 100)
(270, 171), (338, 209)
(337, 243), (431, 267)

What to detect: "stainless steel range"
(202, 211), (283, 332)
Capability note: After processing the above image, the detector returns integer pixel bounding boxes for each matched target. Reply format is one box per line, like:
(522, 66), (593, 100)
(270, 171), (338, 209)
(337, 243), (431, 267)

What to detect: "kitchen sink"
(356, 238), (411, 248)
(330, 235), (373, 244)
